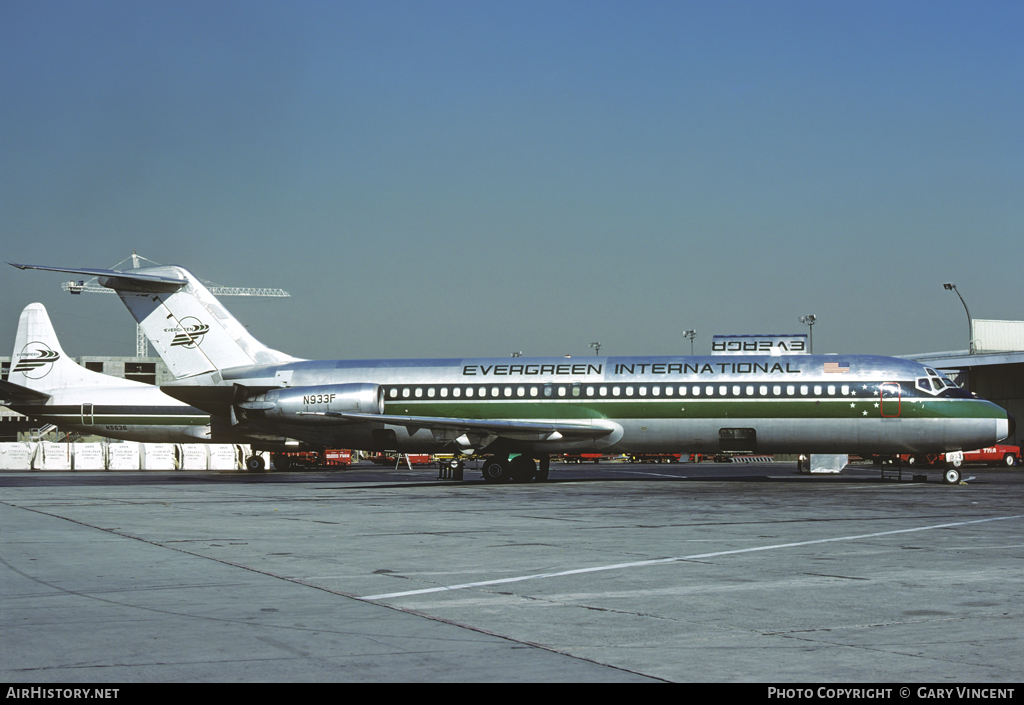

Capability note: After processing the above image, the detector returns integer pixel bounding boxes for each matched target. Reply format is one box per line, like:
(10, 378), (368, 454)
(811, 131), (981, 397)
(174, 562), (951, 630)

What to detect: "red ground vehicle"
(628, 453), (683, 463)
(369, 453), (433, 466)
(559, 453), (604, 463)
(270, 449), (352, 470)
(875, 444), (1020, 468)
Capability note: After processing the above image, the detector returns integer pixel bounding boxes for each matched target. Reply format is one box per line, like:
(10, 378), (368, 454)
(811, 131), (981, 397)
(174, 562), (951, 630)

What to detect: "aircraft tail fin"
(9, 303), (141, 393)
(103, 265), (298, 377)
(8, 263), (301, 378)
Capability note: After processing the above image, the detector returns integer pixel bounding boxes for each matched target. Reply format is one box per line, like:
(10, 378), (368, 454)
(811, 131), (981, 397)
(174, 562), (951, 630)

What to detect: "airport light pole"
(799, 315), (816, 354)
(683, 329), (696, 355)
(944, 283), (974, 354)
(589, 342), (601, 356)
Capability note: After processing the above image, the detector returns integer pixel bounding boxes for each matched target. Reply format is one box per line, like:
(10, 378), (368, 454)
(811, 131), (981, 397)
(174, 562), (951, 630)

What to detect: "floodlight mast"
(683, 329), (696, 355)
(799, 315), (816, 354)
(60, 253), (290, 357)
(943, 283), (973, 354)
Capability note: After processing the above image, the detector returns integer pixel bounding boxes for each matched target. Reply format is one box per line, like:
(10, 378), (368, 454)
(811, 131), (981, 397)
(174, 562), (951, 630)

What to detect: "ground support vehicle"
(628, 453), (683, 463)
(559, 453), (604, 463)
(267, 448), (352, 471)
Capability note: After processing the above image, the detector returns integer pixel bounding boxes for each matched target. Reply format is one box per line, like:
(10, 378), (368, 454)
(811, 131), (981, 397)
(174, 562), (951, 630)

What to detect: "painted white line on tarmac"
(359, 513), (1024, 601)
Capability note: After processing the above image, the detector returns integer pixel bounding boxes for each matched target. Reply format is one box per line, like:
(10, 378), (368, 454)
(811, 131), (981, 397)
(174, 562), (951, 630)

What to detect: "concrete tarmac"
(2, 461), (1022, 683)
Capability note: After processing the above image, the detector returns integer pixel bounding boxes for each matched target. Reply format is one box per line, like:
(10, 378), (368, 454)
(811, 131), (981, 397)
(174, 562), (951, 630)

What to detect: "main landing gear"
(481, 454), (550, 484)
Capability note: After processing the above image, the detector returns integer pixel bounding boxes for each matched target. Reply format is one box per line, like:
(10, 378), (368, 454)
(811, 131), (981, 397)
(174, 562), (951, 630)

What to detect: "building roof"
(902, 349), (1024, 369)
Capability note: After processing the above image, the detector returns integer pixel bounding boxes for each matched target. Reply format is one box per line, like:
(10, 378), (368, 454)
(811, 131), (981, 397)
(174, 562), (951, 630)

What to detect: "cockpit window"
(917, 368), (967, 396)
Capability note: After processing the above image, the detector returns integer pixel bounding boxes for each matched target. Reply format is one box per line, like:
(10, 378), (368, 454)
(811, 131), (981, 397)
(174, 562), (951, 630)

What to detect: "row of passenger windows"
(385, 383), (868, 400)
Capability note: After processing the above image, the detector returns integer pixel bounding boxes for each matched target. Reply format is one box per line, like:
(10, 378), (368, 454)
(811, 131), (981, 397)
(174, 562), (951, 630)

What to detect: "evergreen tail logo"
(169, 317), (210, 349)
(13, 342), (61, 378)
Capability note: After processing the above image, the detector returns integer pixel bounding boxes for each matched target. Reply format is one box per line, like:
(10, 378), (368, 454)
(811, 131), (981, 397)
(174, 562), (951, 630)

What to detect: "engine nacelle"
(237, 383), (384, 425)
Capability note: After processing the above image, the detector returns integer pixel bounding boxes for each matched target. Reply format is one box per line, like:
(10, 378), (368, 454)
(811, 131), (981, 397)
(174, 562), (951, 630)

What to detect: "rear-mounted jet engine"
(236, 383), (383, 425)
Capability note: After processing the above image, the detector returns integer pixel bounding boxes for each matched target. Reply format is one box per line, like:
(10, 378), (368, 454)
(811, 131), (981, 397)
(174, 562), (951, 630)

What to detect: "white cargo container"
(108, 442), (141, 470)
(209, 444), (242, 470)
(73, 443), (106, 470)
(141, 443), (177, 470)
(974, 319), (1024, 353)
(35, 442), (71, 470)
(180, 444), (209, 470)
(0, 442), (35, 469)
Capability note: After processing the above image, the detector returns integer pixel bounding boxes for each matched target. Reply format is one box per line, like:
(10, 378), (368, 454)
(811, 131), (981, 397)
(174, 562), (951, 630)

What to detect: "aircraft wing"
(309, 410), (615, 442)
(0, 379), (52, 404)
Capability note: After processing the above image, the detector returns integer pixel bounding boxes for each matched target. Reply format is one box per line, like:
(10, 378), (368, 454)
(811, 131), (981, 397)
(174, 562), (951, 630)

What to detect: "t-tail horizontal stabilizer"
(10, 262), (301, 378)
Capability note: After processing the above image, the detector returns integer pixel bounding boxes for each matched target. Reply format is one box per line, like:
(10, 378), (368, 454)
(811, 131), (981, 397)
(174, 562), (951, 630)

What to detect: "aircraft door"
(81, 403), (95, 425)
(880, 383), (901, 418)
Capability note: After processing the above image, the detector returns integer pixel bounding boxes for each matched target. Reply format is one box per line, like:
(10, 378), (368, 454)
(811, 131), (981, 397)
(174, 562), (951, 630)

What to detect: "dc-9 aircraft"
(10, 263), (1013, 484)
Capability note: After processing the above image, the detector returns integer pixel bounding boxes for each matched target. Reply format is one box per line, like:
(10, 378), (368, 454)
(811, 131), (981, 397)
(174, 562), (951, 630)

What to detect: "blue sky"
(2, 1), (1022, 361)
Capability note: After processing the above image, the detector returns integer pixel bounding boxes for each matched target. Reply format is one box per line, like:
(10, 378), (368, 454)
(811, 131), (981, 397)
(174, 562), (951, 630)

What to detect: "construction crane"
(60, 253), (290, 357)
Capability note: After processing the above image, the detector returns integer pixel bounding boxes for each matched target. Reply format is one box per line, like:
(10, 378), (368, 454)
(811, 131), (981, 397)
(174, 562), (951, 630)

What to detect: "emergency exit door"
(880, 383), (901, 417)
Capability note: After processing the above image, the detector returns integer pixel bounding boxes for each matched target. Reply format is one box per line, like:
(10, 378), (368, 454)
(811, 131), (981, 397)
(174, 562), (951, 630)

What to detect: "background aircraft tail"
(111, 265), (300, 378)
(8, 303), (144, 393)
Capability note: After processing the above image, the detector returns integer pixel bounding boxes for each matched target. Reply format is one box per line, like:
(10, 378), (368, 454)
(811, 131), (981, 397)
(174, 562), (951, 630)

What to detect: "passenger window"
(625, 386), (634, 396)
(814, 385), (822, 395)
(465, 387), (473, 397)
(558, 386), (567, 397)
(773, 385), (781, 395)
(613, 386), (621, 397)
(800, 385), (808, 395)
(544, 385), (553, 398)
(787, 385), (795, 395)
(652, 386), (660, 396)
(530, 386), (539, 397)
(667, 386), (676, 396)
(402, 388), (411, 398)
(692, 386), (700, 396)
(639, 386), (647, 396)
(599, 386), (607, 396)
(453, 387), (461, 398)
(389, 388), (398, 398)
(572, 385), (581, 397)
(586, 386), (595, 397)
(427, 388), (435, 398)
(841, 385), (849, 395)
(827, 385), (835, 395)
(517, 386), (525, 397)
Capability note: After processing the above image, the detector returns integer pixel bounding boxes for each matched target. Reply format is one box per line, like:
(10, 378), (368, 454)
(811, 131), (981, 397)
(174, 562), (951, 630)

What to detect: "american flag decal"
(824, 361), (850, 373)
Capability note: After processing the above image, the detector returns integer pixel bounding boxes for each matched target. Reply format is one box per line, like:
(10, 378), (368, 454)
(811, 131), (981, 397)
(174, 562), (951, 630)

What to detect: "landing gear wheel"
(481, 457), (511, 483)
(509, 455), (537, 483)
(246, 454), (265, 471)
(943, 467), (961, 484)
